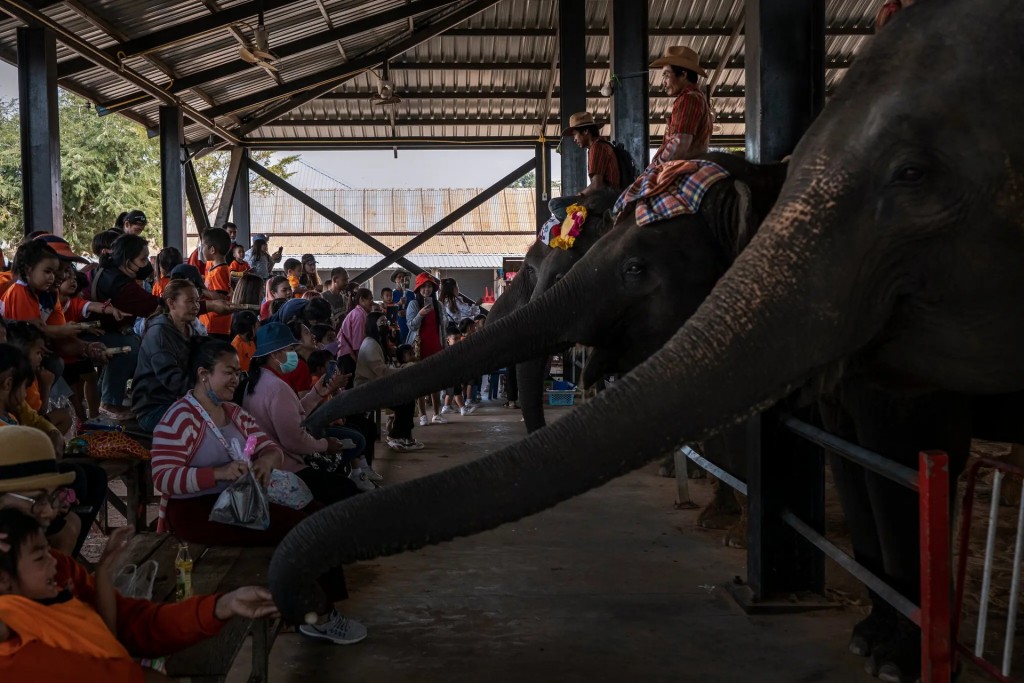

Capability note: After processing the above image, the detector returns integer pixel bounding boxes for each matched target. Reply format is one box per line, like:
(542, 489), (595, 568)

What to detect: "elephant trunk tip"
(304, 611), (318, 625)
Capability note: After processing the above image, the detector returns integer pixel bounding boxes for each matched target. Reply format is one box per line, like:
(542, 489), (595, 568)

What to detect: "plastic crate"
(547, 390), (576, 406)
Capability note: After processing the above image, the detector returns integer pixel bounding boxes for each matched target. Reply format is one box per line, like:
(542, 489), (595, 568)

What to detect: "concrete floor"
(229, 401), (875, 683)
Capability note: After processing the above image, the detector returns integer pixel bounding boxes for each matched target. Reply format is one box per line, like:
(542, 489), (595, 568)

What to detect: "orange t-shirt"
(0, 281), (65, 325)
(0, 594), (144, 683)
(200, 263), (232, 335)
(61, 295), (88, 323)
(229, 260), (250, 274)
(151, 276), (170, 298)
(187, 248), (207, 278)
(0, 271), (14, 298)
(231, 335), (255, 372)
(26, 380), (42, 412)
(287, 273), (304, 297)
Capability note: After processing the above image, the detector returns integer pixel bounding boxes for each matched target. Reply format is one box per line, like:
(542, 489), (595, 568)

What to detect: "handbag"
(266, 469), (313, 510)
(209, 469), (270, 530)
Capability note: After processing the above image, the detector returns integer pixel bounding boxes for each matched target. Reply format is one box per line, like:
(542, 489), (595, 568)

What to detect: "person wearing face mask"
(132, 280), (208, 432)
(90, 235), (237, 420)
(242, 323), (366, 503)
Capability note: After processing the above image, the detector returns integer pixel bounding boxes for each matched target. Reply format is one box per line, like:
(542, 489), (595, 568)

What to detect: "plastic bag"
(208, 470), (270, 530)
(113, 559), (158, 600)
(266, 469), (313, 510)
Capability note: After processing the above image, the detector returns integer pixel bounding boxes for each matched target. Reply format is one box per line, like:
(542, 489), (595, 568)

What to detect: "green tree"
(0, 92), (297, 254)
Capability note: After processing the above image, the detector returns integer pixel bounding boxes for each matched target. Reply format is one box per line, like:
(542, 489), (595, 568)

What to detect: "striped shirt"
(653, 82), (713, 165)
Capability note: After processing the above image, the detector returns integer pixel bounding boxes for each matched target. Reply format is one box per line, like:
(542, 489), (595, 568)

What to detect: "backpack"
(603, 139), (641, 189)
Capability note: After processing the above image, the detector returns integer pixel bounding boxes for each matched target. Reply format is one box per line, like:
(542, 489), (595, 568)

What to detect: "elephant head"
(276, 0), (1024, 623)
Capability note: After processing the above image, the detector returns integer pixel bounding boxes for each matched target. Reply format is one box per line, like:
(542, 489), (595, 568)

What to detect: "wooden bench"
(120, 533), (281, 683)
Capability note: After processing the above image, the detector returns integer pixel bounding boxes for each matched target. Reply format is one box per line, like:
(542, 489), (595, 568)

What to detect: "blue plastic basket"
(547, 390), (576, 406)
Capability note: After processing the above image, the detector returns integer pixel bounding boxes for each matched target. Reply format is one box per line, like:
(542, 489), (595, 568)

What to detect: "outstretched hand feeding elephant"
(460, 187), (621, 432)
(274, 2), (1024, 680)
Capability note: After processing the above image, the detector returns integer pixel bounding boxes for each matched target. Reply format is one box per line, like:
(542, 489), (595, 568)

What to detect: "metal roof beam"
(242, 134), (747, 150)
(56, 0), (299, 79)
(263, 114), (746, 127)
(0, 0), (241, 145)
(316, 86), (750, 99)
(439, 26), (875, 37)
(225, 0), (504, 139)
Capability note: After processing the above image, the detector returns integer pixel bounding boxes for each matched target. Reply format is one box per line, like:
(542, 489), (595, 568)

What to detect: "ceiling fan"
(369, 61), (402, 106)
(239, 5), (278, 73)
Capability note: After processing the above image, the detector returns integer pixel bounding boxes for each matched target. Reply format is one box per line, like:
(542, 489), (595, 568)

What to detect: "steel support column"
(159, 106), (186, 252)
(610, 0), (649, 173)
(558, 0), (587, 196)
(744, 0), (825, 163)
(231, 149), (251, 244)
(17, 27), (62, 235)
(534, 143), (552, 229)
(214, 147), (246, 230)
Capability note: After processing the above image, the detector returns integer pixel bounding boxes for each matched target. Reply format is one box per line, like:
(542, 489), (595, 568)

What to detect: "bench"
(120, 533), (281, 683)
(63, 456), (153, 532)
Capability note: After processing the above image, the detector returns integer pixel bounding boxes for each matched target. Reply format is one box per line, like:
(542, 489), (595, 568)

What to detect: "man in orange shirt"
(197, 228), (233, 341)
(648, 45), (713, 167)
(561, 111), (623, 195)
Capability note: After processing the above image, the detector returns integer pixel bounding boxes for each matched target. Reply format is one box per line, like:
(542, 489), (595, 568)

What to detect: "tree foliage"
(0, 92), (297, 254)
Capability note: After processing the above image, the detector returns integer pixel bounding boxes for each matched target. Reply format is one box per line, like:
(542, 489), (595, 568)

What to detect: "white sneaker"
(348, 468), (376, 492)
(363, 465), (384, 483)
(460, 405), (477, 416)
(401, 438), (425, 451)
(387, 438), (408, 452)
(299, 610), (367, 645)
(440, 404), (453, 415)
(431, 415), (447, 425)
(419, 415), (429, 427)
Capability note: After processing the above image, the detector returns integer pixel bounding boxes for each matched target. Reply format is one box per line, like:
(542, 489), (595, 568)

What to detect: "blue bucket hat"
(254, 322), (299, 358)
(169, 264), (205, 291)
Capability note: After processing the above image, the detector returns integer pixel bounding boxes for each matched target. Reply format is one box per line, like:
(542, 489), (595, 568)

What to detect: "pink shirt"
(335, 305), (368, 359)
(241, 369), (327, 470)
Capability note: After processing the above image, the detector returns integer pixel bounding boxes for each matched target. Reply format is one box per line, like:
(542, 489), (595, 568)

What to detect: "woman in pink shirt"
(334, 288), (373, 388)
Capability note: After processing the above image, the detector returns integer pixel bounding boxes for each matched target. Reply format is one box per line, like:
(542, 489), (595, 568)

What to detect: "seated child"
(152, 247), (182, 299)
(283, 258), (305, 297)
(5, 322), (72, 438)
(0, 509), (143, 682)
(230, 311), (259, 373)
(228, 245), (250, 278)
(395, 343), (415, 366)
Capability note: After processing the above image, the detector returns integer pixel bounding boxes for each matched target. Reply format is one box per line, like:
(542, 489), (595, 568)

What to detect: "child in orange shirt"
(284, 258), (305, 297)
(0, 509), (144, 682)
(5, 322), (72, 438)
(0, 240), (77, 340)
(229, 245), (251, 278)
(152, 247), (183, 299)
(198, 228), (233, 341)
(230, 311), (259, 373)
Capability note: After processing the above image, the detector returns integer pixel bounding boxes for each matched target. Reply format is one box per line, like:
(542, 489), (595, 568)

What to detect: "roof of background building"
(0, 0), (878, 151)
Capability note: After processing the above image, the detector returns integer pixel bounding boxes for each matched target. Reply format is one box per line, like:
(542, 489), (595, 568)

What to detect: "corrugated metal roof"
(0, 0), (879, 146)
(302, 253), (508, 269)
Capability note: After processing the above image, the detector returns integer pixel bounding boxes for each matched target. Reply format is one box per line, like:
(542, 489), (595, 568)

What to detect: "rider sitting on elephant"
(648, 45), (713, 168)
(549, 111), (624, 221)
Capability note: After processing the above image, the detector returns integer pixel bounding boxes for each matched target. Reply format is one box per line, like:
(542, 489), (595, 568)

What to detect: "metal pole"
(974, 470), (1002, 657)
(744, 0), (826, 163)
(159, 106), (186, 254)
(557, 0), (587, 196)
(918, 450), (952, 683)
(610, 0), (649, 173)
(231, 149), (251, 245)
(16, 27), (62, 235)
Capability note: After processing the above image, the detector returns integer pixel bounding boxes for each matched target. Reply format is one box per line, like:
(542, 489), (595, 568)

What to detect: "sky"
(0, 62), (560, 190)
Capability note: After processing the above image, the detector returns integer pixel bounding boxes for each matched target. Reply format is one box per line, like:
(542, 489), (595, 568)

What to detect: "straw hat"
(0, 426), (75, 493)
(650, 45), (708, 77)
(561, 111), (601, 137)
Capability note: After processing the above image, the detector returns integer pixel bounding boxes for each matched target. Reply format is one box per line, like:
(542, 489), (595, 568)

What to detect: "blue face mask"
(279, 350), (299, 374)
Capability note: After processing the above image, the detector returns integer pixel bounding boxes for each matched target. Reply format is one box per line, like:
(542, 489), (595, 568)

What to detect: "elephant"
(273, 2), (1024, 680)
(484, 187), (621, 432)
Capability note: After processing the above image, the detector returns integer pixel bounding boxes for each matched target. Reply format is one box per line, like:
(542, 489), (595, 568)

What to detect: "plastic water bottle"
(175, 543), (193, 601)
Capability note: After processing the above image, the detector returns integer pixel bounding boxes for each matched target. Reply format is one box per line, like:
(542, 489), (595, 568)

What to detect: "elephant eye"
(893, 165), (924, 184)
(624, 261), (645, 277)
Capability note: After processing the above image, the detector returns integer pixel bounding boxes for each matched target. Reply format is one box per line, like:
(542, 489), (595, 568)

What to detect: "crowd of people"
(0, 213), (506, 678)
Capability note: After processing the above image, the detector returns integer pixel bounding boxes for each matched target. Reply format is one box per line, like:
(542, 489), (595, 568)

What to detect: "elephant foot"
(723, 517), (747, 549)
(865, 618), (920, 683)
(848, 607), (898, 657)
(657, 455), (675, 478)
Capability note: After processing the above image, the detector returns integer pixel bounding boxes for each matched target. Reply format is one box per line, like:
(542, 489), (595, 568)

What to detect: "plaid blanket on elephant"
(612, 160), (731, 226)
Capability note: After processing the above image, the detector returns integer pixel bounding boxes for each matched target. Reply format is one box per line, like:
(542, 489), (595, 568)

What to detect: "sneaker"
(348, 468), (376, 492)
(401, 438), (425, 451)
(460, 405), (477, 416)
(299, 610), (367, 645)
(419, 415), (429, 427)
(440, 405), (453, 415)
(363, 465), (384, 483)
(387, 438), (409, 452)
(431, 415), (448, 425)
